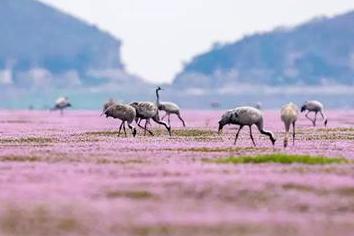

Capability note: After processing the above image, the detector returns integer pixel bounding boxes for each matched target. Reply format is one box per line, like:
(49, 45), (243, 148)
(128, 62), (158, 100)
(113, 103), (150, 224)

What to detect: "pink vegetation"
(0, 110), (354, 235)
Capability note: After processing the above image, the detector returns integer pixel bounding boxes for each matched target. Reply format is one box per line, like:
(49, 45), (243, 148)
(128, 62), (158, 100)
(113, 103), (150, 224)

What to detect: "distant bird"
(218, 106), (276, 146)
(130, 101), (171, 136)
(280, 102), (299, 148)
(51, 97), (71, 115)
(156, 87), (186, 127)
(101, 102), (137, 137)
(301, 100), (328, 127)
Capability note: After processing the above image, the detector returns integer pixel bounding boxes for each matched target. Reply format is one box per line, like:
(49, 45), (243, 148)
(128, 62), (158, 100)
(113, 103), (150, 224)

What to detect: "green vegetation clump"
(210, 154), (347, 165)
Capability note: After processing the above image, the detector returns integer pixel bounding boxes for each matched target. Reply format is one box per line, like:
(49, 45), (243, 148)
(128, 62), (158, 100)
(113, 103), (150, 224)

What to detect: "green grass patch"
(209, 154), (347, 165)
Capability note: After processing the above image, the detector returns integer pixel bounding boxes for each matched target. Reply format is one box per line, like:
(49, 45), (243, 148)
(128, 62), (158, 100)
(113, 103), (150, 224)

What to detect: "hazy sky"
(38, 0), (354, 83)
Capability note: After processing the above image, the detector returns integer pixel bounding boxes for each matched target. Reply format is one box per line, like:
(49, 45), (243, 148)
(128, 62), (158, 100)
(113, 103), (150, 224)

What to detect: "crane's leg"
(118, 121), (123, 137)
(177, 112), (186, 127)
(313, 112), (318, 127)
(283, 122), (290, 148)
(123, 121), (127, 137)
(249, 125), (256, 147)
(137, 119), (154, 136)
(167, 114), (171, 126)
(144, 120), (148, 136)
(60, 109), (63, 116)
(152, 116), (171, 136)
(305, 111), (315, 126)
(234, 125), (243, 145)
(320, 111), (328, 127)
(292, 121), (296, 146)
(128, 123), (137, 137)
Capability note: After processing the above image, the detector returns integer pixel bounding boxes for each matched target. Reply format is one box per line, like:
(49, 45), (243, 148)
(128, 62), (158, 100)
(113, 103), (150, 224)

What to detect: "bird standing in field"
(218, 106), (276, 146)
(301, 100), (328, 127)
(101, 101), (137, 137)
(280, 102), (299, 147)
(130, 101), (171, 136)
(156, 87), (186, 127)
(51, 97), (71, 115)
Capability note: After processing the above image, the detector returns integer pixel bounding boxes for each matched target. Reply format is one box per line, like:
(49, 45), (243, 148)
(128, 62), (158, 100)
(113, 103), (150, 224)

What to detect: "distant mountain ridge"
(173, 11), (354, 88)
(0, 0), (154, 109)
(0, 0), (143, 88)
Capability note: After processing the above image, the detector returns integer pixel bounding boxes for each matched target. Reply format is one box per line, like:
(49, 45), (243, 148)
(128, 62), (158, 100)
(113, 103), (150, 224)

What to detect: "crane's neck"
(156, 89), (160, 106)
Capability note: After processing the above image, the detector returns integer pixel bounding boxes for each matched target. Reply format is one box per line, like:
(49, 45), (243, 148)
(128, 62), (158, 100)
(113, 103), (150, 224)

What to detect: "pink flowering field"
(1, 109), (354, 236)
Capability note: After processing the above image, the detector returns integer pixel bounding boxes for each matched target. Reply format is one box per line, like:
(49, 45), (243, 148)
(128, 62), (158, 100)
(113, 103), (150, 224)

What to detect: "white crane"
(280, 102), (299, 147)
(51, 97), (71, 115)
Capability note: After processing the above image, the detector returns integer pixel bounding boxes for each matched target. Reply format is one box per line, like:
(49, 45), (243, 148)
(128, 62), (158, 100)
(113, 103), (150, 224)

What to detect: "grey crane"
(130, 101), (171, 136)
(156, 87), (186, 127)
(301, 100), (328, 127)
(218, 106), (276, 146)
(101, 101), (137, 137)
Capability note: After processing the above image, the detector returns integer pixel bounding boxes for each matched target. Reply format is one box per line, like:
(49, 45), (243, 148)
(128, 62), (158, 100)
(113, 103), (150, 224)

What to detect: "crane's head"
(156, 86), (163, 91)
(218, 111), (237, 134)
(217, 121), (224, 135)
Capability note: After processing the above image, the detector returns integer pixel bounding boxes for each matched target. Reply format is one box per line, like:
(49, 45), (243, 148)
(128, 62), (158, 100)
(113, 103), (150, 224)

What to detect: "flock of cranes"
(52, 88), (328, 148)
